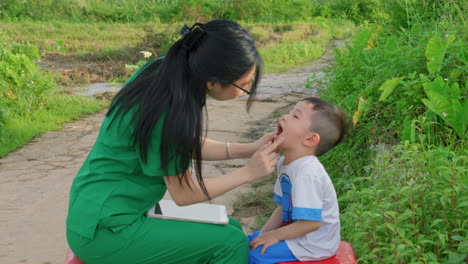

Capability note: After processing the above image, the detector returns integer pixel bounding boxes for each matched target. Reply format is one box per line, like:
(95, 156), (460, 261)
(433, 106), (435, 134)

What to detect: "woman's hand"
(165, 137), (284, 206)
(244, 137), (284, 181)
(247, 132), (276, 157)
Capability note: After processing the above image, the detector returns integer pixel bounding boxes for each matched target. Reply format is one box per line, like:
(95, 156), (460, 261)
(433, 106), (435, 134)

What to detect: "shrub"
(0, 36), (55, 133)
(321, 24), (466, 148)
(0, 34), (104, 153)
(0, 54), (54, 112)
(341, 143), (467, 263)
(317, 7), (467, 262)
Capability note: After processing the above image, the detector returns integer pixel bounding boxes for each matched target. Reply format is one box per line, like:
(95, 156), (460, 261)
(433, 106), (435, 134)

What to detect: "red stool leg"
(64, 248), (85, 264)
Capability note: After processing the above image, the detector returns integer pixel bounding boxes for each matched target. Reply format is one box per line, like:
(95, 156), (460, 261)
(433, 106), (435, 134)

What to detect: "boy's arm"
(250, 220), (320, 255)
(260, 206), (283, 233)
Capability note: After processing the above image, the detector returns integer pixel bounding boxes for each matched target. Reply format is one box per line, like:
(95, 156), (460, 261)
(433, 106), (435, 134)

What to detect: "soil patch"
(38, 54), (131, 87)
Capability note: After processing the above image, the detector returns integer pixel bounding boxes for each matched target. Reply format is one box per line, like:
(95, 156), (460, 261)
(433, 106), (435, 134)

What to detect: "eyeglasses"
(231, 80), (253, 95)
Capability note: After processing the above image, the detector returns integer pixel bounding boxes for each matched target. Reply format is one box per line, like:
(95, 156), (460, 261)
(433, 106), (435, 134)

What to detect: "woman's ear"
(304, 133), (320, 147)
(206, 81), (216, 91)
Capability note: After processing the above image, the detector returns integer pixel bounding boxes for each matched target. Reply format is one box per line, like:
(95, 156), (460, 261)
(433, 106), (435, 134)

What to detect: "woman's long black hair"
(107, 19), (262, 200)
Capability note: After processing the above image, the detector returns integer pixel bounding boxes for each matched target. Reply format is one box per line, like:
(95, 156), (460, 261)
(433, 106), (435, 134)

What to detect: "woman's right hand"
(244, 136), (284, 181)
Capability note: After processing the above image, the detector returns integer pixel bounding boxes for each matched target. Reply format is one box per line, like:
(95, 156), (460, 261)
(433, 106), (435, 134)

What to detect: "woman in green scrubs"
(66, 19), (284, 264)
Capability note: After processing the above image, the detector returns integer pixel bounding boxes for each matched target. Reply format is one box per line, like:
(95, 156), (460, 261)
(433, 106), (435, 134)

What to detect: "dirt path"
(0, 45), (337, 264)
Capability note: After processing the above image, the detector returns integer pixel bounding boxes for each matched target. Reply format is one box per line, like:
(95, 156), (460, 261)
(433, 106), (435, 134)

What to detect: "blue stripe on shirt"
(292, 207), (322, 221)
(274, 194), (282, 205)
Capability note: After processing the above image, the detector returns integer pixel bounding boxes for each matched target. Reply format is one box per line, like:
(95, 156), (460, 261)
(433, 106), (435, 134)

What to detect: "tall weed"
(341, 144), (467, 263)
(0, 37), (54, 130)
(0, 34), (104, 155)
(379, 0), (466, 29)
(322, 24), (466, 147)
(317, 4), (467, 262)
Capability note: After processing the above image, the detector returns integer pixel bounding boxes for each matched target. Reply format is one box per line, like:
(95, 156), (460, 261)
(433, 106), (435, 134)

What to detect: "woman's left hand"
(249, 132), (275, 156)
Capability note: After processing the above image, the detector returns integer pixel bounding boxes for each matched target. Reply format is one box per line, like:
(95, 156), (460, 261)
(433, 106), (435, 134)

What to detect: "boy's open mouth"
(273, 123), (283, 141)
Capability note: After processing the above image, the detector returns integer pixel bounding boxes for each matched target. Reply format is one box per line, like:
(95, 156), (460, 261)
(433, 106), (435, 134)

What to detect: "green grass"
(251, 19), (355, 73)
(0, 19), (354, 73)
(261, 30), (331, 73)
(0, 94), (107, 157)
(0, 22), (145, 58)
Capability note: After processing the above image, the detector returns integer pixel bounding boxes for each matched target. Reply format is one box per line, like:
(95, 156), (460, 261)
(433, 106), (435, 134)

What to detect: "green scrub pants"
(67, 216), (248, 264)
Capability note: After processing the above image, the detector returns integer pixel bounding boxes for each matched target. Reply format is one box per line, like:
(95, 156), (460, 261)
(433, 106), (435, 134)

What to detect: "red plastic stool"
(277, 241), (357, 264)
(64, 248), (85, 264)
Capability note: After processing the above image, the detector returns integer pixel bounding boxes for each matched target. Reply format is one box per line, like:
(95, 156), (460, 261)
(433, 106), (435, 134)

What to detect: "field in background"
(0, 19), (355, 85)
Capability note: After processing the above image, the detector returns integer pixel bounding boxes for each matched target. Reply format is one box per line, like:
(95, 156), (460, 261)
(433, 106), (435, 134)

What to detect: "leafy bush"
(379, 0), (466, 29)
(315, 3), (467, 262)
(0, 34), (104, 155)
(0, 37), (55, 133)
(321, 24), (466, 148)
(326, 0), (382, 23)
(341, 144), (467, 263)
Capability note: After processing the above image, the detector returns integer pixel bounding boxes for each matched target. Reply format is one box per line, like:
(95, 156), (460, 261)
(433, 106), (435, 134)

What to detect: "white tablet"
(147, 200), (229, 225)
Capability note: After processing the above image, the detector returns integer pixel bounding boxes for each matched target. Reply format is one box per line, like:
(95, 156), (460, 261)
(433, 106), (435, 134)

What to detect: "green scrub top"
(67, 102), (183, 240)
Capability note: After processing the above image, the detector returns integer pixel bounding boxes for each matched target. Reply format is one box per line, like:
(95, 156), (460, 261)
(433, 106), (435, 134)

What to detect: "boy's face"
(274, 101), (316, 150)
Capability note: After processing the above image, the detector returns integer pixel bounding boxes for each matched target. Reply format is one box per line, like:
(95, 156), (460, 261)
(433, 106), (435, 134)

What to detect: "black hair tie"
(180, 23), (206, 51)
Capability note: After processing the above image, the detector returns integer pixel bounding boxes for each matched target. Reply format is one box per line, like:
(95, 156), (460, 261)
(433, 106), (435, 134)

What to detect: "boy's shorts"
(247, 230), (298, 264)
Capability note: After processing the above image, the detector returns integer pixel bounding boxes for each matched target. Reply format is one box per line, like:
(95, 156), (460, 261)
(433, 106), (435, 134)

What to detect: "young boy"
(248, 97), (348, 264)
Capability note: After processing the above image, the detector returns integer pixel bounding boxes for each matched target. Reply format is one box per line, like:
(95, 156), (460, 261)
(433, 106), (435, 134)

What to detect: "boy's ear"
(304, 132), (320, 147)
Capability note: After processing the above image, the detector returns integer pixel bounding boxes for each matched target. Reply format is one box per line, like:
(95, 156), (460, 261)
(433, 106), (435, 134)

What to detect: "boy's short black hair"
(302, 97), (348, 157)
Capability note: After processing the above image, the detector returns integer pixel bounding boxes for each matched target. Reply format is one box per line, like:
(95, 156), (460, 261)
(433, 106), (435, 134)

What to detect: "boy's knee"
(248, 246), (265, 264)
(247, 230), (261, 243)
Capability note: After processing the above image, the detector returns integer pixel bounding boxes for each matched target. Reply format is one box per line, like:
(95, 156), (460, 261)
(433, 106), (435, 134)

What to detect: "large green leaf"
(449, 99), (466, 138)
(422, 79), (466, 138)
(425, 35), (456, 74)
(353, 27), (373, 51)
(448, 82), (461, 99)
(352, 96), (372, 125)
(20, 54), (36, 74)
(423, 81), (451, 116)
(378, 77), (403, 101)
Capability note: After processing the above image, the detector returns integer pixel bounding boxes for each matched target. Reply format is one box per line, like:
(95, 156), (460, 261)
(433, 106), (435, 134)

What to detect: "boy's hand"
(249, 231), (280, 255)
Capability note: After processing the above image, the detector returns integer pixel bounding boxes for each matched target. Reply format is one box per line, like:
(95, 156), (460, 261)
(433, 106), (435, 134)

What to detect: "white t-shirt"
(274, 155), (340, 261)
